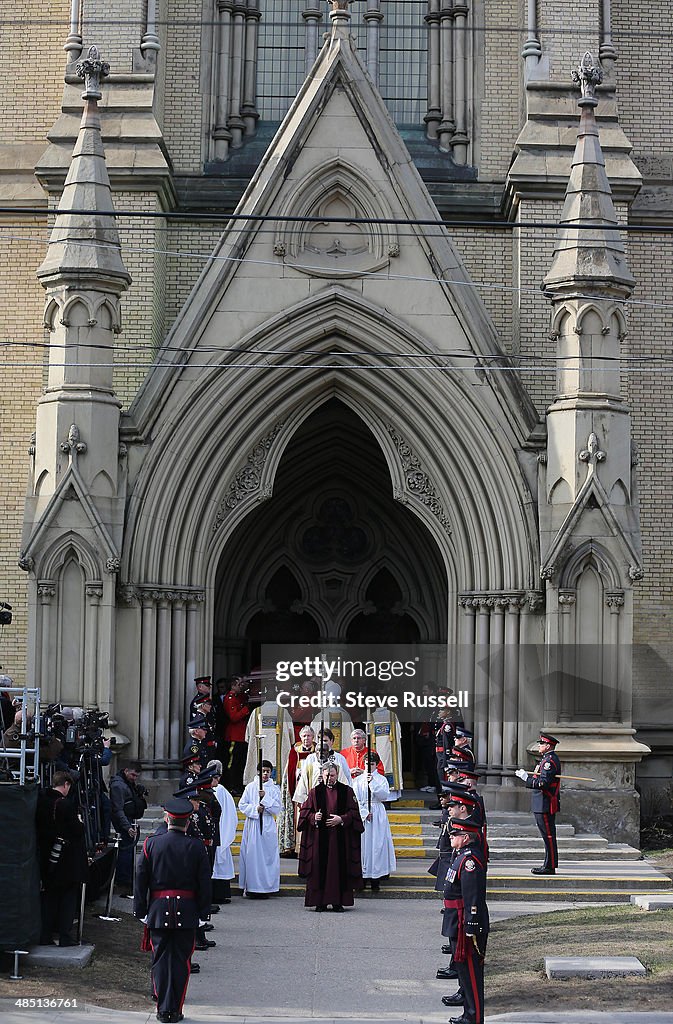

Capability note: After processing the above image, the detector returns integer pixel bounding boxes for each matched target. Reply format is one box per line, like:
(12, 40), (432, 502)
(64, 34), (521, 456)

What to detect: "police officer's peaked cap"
(173, 785), (201, 801)
(445, 759), (478, 777)
(441, 783), (480, 803)
(188, 715), (208, 729)
(163, 797), (193, 818)
(193, 765), (219, 787)
(448, 815), (482, 835)
(539, 731), (559, 746)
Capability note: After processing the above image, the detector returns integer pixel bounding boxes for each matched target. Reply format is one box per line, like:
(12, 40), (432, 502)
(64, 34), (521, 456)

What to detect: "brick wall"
(0, 220), (49, 682)
(0, 1), (69, 142)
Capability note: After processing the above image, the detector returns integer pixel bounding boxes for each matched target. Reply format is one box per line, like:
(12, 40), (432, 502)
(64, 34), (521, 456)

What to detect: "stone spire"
(37, 46), (130, 288)
(543, 52), (634, 299)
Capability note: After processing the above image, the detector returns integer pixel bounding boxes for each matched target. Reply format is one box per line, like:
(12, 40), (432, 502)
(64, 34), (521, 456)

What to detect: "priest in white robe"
(242, 702), (294, 785)
(293, 729), (351, 806)
(238, 760), (282, 897)
(352, 751), (396, 889)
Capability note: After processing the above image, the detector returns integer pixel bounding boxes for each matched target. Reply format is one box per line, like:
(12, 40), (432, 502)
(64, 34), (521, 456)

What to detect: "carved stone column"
(139, 593), (158, 759)
(140, 0), (161, 65)
(155, 596), (172, 758)
(458, 596), (476, 718)
(474, 598), (490, 764)
(64, 0), (83, 64)
(37, 583), (56, 697)
(84, 584), (103, 707)
(424, 1), (441, 139)
(488, 596), (507, 769)
(185, 598), (202, 725)
(605, 590), (624, 721)
(557, 590), (576, 722)
(364, 0), (383, 85)
(228, 1), (247, 148)
(213, 0), (234, 159)
(438, 2), (455, 152)
(521, 0), (542, 78)
(242, 0), (261, 136)
(303, 4), (323, 70)
(502, 596), (523, 775)
(451, 2), (469, 164)
(599, 0), (617, 77)
(170, 596), (187, 758)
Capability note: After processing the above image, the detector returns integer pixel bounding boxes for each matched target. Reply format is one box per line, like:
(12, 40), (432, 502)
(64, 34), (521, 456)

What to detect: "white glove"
(515, 769), (529, 781)
(198, 920), (207, 927)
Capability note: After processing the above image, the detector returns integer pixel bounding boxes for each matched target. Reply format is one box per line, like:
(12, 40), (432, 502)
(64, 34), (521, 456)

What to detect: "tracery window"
(207, 1), (475, 166)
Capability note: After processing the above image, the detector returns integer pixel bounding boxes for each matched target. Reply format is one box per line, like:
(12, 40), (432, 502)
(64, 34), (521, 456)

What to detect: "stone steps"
(137, 803), (672, 903)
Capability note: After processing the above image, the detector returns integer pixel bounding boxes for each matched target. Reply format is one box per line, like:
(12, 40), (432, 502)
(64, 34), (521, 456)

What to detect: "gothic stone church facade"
(1, 1), (671, 843)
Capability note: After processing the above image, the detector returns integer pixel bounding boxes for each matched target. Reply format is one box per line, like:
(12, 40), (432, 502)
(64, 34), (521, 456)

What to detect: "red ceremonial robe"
(297, 782), (364, 907)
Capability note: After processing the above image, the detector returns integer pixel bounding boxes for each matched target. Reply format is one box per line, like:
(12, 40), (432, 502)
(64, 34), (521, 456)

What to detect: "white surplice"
(238, 778), (282, 894)
(292, 750), (352, 806)
(353, 771), (397, 879)
(212, 782), (237, 881)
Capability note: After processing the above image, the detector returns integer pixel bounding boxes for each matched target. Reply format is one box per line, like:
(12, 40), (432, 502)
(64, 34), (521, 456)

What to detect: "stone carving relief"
(386, 425), (451, 534)
(213, 424), (284, 532)
(273, 160), (399, 279)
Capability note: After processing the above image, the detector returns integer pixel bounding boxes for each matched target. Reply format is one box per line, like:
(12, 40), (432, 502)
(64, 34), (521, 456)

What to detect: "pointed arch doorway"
(213, 399), (448, 778)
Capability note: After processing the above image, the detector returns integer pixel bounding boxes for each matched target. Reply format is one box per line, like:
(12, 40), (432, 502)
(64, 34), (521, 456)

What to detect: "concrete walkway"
(3, 897), (672, 1024)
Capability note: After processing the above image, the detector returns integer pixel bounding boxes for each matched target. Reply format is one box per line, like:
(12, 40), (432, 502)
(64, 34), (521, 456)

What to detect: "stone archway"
(213, 399), (447, 677)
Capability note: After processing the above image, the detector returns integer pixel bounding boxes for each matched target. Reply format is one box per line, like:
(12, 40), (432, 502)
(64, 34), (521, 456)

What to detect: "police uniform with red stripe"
(441, 818), (489, 1024)
(523, 732), (561, 874)
(134, 799), (212, 1023)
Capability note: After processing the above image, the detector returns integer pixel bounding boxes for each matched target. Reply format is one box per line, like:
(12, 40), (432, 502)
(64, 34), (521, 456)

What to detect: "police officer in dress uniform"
(188, 676), (212, 720)
(179, 751), (202, 790)
(134, 797), (212, 1024)
(441, 817), (489, 1024)
(515, 731), (561, 875)
(182, 715), (216, 773)
(451, 726), (475, 764)
(436, 784), (488, 990)
(444, 761), (487, 858)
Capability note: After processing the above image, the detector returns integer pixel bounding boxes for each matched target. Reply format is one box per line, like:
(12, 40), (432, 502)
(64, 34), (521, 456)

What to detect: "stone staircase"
(138, 797), (672, 904)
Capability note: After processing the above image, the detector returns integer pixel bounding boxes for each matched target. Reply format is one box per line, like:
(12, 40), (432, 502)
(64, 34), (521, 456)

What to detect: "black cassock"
(297, 781), (364, 907)
(134, 829), (212, 1018)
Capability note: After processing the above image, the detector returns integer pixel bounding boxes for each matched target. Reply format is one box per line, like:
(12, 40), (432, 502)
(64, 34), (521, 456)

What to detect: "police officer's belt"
(151, 889), (196, 898)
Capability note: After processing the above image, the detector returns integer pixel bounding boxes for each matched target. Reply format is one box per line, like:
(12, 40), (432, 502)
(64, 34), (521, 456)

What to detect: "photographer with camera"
(36, 770), (89, 946)
(110, 761), (147, 896)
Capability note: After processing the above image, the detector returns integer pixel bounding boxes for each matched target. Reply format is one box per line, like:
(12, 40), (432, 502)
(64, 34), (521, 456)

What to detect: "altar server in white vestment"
(353, 751), (396, 890)
(238, 760), (282, 898)
(209, 762), (237, 902)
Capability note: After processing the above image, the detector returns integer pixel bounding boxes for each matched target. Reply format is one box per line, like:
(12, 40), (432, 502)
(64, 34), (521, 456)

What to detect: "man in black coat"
(36, 771), (89, 946)
(441, 817), (489, 1024)
(110, 762), (147, 891)
(134, 798), (212, 1024)
(516, 731), (562, 874)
